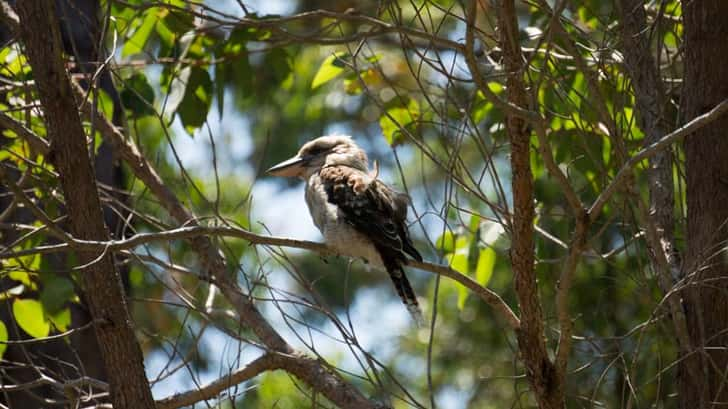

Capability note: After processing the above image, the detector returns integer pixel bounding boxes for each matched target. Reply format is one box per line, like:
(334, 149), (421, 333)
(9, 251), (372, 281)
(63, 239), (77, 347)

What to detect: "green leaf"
(447, 252), (470, 309)
(12, 299), (50, 339)
(468, 214), (481, 233)
(476, 248), (496, 287)
(436, 231), (456, 253)
(5, 250), (41, 288)
(176, 67), (213, 134)
(39, 274), (75, 314)
(8, 270), (32, 287)
(122, 11), (157, 57)
(214, 63), (225, 119)
(263, 48), (292, 87)
(121, 73), (155, 117)
(0, 320), (7, 359)
(311, 52), (349, 89)
(156, 8), (194, 47)
(49, 308), (71, 332)
(95, 89), (116, 122)
(379, 99), (419, 146)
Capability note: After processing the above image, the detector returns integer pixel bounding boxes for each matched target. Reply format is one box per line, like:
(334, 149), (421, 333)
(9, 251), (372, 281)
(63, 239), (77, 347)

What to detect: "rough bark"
(616, 0), (678, 276)
(14, 1), (155, 408)
(0, 1), (112, 406)
(615, 0), (695, 378)
(496, 1), (562, 408)
(680, 1), (728, 407)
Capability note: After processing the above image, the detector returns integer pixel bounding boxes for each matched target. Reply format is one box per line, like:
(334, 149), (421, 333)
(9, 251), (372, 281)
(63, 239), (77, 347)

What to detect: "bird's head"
(267, 135), (369, 179)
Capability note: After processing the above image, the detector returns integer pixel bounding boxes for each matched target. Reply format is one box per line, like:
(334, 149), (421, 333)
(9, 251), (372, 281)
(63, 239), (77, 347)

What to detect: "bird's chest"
(304, 176), (337, 231)
(304, 175), (383, 266)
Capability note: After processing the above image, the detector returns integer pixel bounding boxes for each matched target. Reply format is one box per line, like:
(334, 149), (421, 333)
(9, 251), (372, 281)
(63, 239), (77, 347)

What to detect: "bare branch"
(554, 214), (588, 383)
(0, 111), (50, 154)
(155, 354), (278, 409)
(0, 223), (520, 330)
(534, 127), (584, 216)
(589, 98), (728, 221)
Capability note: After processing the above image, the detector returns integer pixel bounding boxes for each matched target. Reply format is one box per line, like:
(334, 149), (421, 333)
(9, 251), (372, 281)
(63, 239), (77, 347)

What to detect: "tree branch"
(156, 351), (388, 409)
(155, 354), (278, 409)
(495, 0), (562, 407)
(0, 224), (521, 330)
(589, 98), (728, 221)
(0, 111), (50, 154)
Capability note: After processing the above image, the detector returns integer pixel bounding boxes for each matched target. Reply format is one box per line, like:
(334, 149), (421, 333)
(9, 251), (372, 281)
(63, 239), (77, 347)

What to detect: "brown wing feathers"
(320, 166), (423, 323)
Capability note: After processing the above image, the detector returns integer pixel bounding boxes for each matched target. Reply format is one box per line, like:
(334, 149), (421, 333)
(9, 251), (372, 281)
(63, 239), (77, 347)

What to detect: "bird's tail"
(387, 267), (425, 326)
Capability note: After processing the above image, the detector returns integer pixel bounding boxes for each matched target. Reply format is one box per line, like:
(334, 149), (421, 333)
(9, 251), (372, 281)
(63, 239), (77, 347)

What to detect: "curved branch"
(155, 354), (277, 409)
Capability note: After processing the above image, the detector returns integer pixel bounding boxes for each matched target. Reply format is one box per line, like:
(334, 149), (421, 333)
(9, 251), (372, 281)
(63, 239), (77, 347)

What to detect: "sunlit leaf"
(379, 99), (419, 146)
(436, 231), (455, 253)
(49, 308), (71, 332)
(8, 269), (31, 286)
(0, 320), (7, 359)
(12, 299), (50, 339)
(122, 11), (157, 57)
(469, 214), (481, 233)
(481, 220), (505, 246)
(476, 248), (496, 287)
(95, 88), (116, 122)
(311, 52), (349, 89)
(156, 7), (194, 47)
(447, 251), (470, 309)
(6, 250), (41, 288)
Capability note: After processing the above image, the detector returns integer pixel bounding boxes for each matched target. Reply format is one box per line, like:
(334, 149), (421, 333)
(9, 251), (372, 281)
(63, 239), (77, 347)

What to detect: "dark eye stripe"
(306, 145), (332, 156)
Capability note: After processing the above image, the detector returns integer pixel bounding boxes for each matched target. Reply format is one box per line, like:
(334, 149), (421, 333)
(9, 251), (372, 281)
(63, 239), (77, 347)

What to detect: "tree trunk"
(0, 1), (126, 406)
(680, 1), (728, 407)
(15, 1), (155, 408)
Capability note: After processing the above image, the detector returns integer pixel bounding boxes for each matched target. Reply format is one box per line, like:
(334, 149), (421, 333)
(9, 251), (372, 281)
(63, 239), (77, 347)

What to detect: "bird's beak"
(267, 155), (306, 177)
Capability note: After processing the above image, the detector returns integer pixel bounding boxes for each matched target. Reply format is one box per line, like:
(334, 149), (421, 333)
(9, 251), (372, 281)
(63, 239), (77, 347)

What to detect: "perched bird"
(267, 135), (424, 324)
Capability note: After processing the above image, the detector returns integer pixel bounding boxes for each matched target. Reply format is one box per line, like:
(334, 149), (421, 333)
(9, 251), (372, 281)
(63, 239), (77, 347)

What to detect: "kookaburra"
(267, 135), (424, 324)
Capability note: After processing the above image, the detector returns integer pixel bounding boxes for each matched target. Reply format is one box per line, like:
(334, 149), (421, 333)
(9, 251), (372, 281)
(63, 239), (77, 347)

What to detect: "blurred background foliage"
(0, 0), (686, 407)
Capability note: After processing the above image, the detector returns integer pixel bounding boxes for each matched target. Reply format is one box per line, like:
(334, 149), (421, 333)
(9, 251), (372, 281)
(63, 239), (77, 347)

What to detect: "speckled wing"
(319, 165), (424, 324)
(318, 166), (421, 263)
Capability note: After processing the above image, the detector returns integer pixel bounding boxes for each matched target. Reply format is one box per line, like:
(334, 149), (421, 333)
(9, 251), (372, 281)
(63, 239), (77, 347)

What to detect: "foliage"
(0, 0), (698, 408)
